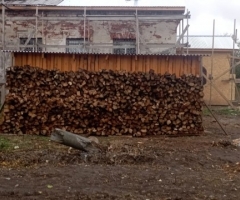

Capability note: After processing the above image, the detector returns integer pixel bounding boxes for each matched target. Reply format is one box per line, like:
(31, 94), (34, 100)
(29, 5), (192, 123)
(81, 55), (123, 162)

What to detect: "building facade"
(180, 35), (238, 106)
(0, 5), (188, 55)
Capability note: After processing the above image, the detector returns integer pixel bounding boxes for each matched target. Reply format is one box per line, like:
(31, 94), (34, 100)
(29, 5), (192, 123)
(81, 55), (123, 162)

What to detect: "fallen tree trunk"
(50, 128), (99, 152)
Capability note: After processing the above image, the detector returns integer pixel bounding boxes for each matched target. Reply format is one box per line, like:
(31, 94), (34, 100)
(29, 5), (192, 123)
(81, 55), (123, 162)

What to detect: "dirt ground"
(0, 107), (240, 200)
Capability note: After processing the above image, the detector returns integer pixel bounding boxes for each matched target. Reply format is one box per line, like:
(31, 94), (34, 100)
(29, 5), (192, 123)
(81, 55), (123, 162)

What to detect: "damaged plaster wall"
(0, 9), (180, 68)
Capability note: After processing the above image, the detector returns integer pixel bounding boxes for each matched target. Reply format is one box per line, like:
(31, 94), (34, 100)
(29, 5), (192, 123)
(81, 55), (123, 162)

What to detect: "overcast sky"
(59, 0), (240, 37)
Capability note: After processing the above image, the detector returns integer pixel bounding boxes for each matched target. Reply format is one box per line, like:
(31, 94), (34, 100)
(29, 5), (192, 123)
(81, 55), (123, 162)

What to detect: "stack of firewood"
(1, 66), (204, 136)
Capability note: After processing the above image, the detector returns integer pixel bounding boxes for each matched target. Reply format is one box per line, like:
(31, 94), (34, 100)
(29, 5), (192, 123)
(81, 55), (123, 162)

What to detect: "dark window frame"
(66, 38), (85, 53)
(113, 38), (136, 54)
(19, 38), (42, 51)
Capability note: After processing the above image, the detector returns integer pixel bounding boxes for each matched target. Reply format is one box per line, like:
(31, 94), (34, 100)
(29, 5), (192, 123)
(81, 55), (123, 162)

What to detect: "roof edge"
(3, 50), (206, 56)
(1, 5), (185, 11)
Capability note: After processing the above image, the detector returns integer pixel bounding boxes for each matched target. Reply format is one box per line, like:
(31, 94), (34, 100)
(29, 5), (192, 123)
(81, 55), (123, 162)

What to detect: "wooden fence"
(12, 52), (202, 77)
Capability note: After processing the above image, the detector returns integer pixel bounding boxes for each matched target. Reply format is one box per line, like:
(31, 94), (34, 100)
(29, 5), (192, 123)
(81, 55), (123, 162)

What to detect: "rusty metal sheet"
(5, 0), (63, 6)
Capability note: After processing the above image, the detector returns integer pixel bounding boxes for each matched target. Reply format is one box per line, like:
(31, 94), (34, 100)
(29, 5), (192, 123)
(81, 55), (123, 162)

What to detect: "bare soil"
(0, 110), (240, 200)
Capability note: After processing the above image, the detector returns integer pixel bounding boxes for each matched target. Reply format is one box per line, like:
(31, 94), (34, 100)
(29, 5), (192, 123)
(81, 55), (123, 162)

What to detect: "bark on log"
(50, 128), (99, 152)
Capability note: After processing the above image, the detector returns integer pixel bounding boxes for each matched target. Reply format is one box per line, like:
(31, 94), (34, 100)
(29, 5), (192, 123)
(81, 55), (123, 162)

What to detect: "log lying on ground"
(1, 66), (204, 136)
(51, 128), (100, 152)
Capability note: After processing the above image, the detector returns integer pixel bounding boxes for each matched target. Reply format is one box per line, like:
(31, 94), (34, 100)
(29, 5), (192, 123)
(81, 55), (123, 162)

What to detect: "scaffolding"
(206, 19), (240, 109)
(0, 4), (190, 109)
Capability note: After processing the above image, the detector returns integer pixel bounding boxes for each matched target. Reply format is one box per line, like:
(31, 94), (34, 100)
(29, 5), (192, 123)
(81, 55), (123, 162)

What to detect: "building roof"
(184, 35), (238, 50)
(4, 0), (63, 6)
(3, 50), (207, 57)
(59, 0), (185, 7)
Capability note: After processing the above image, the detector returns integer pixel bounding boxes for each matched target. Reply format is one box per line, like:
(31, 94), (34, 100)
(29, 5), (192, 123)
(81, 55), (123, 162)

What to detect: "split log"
(50, 128), (99, 152)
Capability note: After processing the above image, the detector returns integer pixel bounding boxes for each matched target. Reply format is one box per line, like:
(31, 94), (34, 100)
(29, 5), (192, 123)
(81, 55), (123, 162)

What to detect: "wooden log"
(50, 128), (100, 152)
(1, 66), (204, 136)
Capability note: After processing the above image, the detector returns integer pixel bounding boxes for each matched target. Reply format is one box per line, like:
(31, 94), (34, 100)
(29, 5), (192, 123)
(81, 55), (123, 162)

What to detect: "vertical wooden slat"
(53, 54), (58, 70)
(190, 57), (194, 75)
(55, 54), (61, 71)
(104, 55), (109, 70)
(61, 54), (67, 71)
(76, 54), (80, 70)
(48, 54), (52, 70)
(168, 56), (173, 74)
(14, 53), (21, 66)
(90, 55), (95, 71)
(42, 54), (47, 70)
(47, 54), (51, 70)
(79, 54), (83, 70)
(186, 56), (190, 75)
(32, 54), (36, 67)
(179, 56), (183, 77)
(22, 53), (27, 67)
(108, 55), (114, 71)
(138, 56), (143, 72)
(174, 56), (179, 77)
(98, 55), (104, 71)
(35, 53), (40, 68)
(131, 56), (136, 72)
(184, 56), (188, 75)
(145, 55), (149, 72)
(156, 56), (161, 74)
(40, 53), (43, 69)
(84, 55), (88, 70)
(88, 54), (92, 71)
(116, 55), (121, 71)
(26, 53), (31, 66)
(160, 56), (166, 75)
(196, 57), (201, 75)
(120, 55), (128, 71)
(151, 56), (158, 73)
(188, 56), (191, 75)
(72, 54), (77, 71)
(45, 54), (50, 70)
(95, 55), (99, 71)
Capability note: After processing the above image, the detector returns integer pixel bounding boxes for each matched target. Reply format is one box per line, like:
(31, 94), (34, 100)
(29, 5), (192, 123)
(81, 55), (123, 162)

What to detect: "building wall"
(0, 10), (180, 55)
(202, 52), (235, 105)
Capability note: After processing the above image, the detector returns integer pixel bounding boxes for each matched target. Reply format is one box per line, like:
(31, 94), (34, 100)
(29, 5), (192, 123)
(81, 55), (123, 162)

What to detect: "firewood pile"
(1, 66), (204, 136)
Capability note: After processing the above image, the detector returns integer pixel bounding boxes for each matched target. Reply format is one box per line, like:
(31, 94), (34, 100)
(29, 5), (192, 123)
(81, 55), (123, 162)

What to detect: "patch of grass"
(202, 107), (211, 116)
(202, 106), (240, 116)
(0, 137), (11, 151)
(202, 107), (240, 116)
(215, 108), (240, 116)
(0, 135), (53, 152)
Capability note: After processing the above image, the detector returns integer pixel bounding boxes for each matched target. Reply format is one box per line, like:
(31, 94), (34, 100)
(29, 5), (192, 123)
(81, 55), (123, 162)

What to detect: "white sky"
(59, 0), (240, 37)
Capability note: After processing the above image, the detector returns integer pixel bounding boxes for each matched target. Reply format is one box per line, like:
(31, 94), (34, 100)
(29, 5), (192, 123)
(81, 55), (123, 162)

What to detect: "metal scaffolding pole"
(83, 7), (86, 52)
(1, 0), (6, 109)
(35, 6), (38, 51)
(1, 0), (5, 81)
(209, 19), (215, 107)
(178, 20), (181, 37)
(135, 8), (139, 54)
(182, 18), (184, 44)
(186, 9), (189, 54)
(231, 19), (236, 102)
(41, 12), (45, 52)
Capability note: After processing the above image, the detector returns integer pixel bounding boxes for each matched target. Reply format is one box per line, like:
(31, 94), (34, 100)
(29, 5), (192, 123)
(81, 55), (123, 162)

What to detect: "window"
(66, 38), (85, 53)
(20, 38), (42, 51)
(113, 39), (136, 54)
